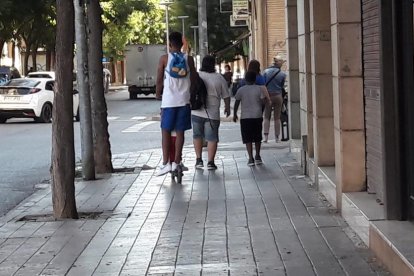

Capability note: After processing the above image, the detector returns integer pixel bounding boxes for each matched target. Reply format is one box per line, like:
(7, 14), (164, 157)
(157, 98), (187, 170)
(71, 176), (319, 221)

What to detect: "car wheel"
(75, 108), (80, 122)
(35, 103), (52, 123)
(129, 92), (137, 100)
(0, 116), (7, 124)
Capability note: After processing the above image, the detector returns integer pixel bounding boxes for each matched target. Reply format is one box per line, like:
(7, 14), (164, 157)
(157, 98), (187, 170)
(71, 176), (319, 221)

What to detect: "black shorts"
(240, 118), (263, 144)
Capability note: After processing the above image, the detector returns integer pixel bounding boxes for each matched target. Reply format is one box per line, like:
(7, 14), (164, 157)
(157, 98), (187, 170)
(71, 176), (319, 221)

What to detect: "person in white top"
(192, 55), (231, 170)
(155, 32), (197, 176)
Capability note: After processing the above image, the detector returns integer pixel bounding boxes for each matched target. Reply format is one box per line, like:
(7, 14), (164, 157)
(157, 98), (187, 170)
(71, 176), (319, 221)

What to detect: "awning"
(213, 32), (251, 57)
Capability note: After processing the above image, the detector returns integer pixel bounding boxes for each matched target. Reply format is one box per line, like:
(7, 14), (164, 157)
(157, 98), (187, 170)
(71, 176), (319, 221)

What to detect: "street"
(0, 88), (241, 216)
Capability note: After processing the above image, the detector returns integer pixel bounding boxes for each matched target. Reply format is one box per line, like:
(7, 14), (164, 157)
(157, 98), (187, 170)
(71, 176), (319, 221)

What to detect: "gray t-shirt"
(192, 71), (230, 120)
(234, 84), (265, 119)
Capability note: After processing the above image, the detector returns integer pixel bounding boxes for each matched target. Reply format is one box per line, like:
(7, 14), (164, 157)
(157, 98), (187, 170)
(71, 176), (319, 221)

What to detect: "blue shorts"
(192, 115), (220, 142)
(161, 105), (192, 132)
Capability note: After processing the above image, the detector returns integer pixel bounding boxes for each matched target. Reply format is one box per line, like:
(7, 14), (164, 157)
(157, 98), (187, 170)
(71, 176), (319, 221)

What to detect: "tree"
(52, 0), (78, 219)
(0, 0), (13, 60)
(7, 0), (56, 74)
(128, 3), (165, 45)
(101, 0), (154, 82)
(88, 0), (114, 174)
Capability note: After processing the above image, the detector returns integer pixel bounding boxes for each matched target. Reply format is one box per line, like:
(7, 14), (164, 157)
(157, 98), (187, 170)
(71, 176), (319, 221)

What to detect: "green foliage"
(129, 8), (165, 45)
(102, 22), (131, 61)
(102, 0), (165, 61)
(19, 0), (56, 49)
(0, 0), (14, 43)
(0, 0), (246, 64)
(169, 0), (198, 35)
(0, 0), (12, 18)
(0, 0), (56, 51)
(102, 0), (151, 25)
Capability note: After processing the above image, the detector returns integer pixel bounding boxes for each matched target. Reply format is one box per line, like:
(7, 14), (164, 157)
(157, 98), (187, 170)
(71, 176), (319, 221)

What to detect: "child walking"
(233, 71), (270, 166)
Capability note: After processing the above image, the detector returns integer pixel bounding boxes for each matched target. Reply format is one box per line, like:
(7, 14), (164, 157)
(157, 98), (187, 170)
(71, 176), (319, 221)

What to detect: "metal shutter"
(362, 0), (384, 202)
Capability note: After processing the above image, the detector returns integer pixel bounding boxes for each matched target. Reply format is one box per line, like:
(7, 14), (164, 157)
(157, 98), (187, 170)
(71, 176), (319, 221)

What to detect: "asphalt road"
(0, 88), (242, 216)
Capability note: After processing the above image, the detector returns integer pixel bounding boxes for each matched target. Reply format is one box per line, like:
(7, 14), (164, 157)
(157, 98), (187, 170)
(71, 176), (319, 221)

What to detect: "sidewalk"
(0, 143), (389, 276)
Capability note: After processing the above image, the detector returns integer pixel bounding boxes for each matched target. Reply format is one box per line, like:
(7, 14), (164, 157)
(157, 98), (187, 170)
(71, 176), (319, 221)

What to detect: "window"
(45, 81), (54, 91)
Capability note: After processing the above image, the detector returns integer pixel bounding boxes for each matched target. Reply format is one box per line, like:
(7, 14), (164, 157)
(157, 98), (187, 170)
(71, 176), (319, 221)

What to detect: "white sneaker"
(156, 163), (171, 176)
(171, 162), (177, 172)
(275, 136), (280, 143)
(172, 162), (188, 172)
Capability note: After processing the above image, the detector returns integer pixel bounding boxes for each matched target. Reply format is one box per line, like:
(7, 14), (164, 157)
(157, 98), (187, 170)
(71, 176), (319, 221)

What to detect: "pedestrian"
(103, 68), (111, 94)
(234, 59), (266, 96)
(10, 67), (21, 79)
(240, 59), (266, 86)
(222, 64), (233, 88)
(192, 55), (231, 170)
(155, 31), (197, 176)
(233, 71), (270, 166)
(263, 55), (286, 143)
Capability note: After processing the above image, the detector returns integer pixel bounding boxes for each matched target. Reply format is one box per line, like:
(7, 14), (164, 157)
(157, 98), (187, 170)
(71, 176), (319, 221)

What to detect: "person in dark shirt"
(222, 64), (233, 88)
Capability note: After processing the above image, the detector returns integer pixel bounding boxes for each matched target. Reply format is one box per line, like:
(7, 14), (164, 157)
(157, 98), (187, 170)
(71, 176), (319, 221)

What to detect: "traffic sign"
(232, 0), (249, 19)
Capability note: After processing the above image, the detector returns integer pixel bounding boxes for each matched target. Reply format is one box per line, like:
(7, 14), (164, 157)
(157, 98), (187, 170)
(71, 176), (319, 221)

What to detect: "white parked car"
(0, 78), (80, 123)
(27, 71), (55, 79)
(28, 70), (109, 92)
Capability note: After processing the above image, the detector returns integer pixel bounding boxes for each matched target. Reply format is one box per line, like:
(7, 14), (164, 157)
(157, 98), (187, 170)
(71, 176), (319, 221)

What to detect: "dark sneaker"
(195, 158), (204, 169)
(247, 158), (255, 167)
(255, 156), (263, 165)
(207, 161), (217, 170)
(180, 162), (189, 171)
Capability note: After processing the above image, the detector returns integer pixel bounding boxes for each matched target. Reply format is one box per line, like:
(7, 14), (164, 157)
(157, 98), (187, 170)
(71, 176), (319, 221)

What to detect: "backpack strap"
(265, 68), (281, 87)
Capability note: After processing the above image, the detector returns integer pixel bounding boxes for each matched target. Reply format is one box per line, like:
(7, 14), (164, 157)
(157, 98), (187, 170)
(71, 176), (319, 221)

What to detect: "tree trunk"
(51, 50), (56, 70)
(0, 40), (4, 66)
(31, 44), (38, 71)
(23, 49), (30, 76)
(87, 0), (113, 173)
(11, 41), (15, 67)
(113, 60), (119, 83)
(75, 0), (95, 180)
(52, 0), (78, 219)
(46, 50), (51, 71)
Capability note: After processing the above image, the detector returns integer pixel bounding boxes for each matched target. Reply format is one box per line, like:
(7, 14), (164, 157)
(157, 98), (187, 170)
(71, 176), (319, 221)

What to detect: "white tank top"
(161, 53), (191, 108)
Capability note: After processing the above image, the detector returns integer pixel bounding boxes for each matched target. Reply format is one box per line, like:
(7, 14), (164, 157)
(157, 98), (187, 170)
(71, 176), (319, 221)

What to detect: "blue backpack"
(167, 52), (188, 78)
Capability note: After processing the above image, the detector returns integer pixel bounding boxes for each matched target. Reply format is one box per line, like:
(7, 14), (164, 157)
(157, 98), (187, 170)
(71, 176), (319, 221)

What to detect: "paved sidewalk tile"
(0, 145), (389, 276)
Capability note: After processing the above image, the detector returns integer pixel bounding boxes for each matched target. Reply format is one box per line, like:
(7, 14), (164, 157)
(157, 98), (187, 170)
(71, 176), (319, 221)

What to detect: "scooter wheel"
(175, 164), (183, 184)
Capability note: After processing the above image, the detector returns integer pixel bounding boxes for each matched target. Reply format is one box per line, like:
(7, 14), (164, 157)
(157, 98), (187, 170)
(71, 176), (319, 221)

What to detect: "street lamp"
(190, 25), (199, 67)
(177, 15), (189, 37)
(160, 0), (174, 53)
(190, 25), (199, 55)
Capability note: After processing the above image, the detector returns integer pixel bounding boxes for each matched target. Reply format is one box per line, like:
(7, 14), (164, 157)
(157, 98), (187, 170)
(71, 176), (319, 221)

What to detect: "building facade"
(251, 0), (287, 67)
(254, 0), (414, 275)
